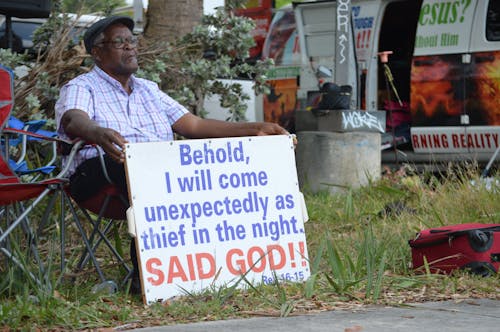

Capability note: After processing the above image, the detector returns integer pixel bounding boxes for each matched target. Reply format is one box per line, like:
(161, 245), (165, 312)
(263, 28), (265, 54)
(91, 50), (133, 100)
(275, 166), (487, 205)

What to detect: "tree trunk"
(144, 0), (203, 44)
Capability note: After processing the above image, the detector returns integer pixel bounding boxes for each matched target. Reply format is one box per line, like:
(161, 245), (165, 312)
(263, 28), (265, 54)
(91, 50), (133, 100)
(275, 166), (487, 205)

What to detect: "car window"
(0, 19), (43, 52)
(10, 21), (40, 41)
(0, 20), (42, 52)
(0, 18), (88, 53)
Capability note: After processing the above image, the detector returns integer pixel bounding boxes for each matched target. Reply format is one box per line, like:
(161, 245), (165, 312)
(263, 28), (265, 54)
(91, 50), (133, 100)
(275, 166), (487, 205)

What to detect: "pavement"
(133, 298), (500, 332)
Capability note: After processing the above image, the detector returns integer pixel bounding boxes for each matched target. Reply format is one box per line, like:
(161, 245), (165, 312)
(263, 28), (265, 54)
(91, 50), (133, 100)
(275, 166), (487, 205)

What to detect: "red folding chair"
(0, 142), (78, 289)
(0, 64), (74, 289)
(66, 148), (133, 291)
(0, 65), (129, 292)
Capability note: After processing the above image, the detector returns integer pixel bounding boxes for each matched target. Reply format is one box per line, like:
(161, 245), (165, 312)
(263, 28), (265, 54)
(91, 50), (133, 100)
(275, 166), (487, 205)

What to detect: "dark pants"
(69, 156), (140, 282)
(69, 155), (128, 203)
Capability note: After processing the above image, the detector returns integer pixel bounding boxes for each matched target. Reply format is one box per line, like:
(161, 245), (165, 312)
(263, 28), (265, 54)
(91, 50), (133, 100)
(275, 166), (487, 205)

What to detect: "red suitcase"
(409, 223), (500, 276)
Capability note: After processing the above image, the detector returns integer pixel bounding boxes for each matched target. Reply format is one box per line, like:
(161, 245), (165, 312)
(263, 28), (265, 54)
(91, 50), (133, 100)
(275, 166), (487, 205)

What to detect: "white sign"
(125, 135), (310, 304)
(414, 0), (474, 56)
(411, 126), (500, 153)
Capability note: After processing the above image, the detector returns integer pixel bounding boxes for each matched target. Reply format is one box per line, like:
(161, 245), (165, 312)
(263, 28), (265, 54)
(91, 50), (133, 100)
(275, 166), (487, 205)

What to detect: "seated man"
(55, 16), (288, 293)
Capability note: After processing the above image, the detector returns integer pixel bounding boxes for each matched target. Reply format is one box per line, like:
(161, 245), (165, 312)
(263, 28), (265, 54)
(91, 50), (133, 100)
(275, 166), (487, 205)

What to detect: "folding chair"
(0, 144), (77, 290)
(64, 148), (133, 291)
(0, 65), (74, 289)
(0, 64), (129, 292)
(5, 115), (57, 177)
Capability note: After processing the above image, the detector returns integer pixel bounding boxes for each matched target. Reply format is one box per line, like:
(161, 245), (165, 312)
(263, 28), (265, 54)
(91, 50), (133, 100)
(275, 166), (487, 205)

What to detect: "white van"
(261, 0), (500, 167)
(0, 13), (105, 55)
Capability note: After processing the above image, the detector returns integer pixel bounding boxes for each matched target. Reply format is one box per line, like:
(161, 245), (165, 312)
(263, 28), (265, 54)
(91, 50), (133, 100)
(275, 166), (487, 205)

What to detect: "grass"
(1, 165), (499, 330)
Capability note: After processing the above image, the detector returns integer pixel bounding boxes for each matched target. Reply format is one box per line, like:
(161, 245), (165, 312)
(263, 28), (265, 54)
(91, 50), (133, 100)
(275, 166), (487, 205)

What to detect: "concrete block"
(295, 131), (381, 194)
(296, 110), (386, 133)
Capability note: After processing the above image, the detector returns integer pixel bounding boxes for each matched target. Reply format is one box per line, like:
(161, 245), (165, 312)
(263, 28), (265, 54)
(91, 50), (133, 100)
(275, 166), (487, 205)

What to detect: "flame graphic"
(474, 52), (500, 125)
(410, 56), (463, 118)
(411, 52), (500, 126)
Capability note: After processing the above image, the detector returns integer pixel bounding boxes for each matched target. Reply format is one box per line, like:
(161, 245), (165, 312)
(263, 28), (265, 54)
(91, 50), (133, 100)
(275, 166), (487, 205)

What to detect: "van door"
(293, 0), (358, 110)
(465, 0), (500, 153)
(410, 0), (477, 154)
(411, 0), (500, 158)
(351, 0), (421, 113)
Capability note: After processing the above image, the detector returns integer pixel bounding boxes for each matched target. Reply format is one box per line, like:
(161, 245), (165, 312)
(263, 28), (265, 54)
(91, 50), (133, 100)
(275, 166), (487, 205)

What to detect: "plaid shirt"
(55, 66), (188, 175)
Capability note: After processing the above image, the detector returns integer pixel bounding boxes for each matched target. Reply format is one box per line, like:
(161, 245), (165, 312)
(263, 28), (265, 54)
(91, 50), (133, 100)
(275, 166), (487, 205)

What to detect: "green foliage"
(136, 0), (273, 119)
(0, 49), (27, 69)
(1, 169), (500, 329)
(6, 0), (272, 123)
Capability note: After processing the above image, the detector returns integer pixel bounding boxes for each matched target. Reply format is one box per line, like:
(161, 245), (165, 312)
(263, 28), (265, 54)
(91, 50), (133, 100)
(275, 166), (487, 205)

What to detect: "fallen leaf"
(344, 325), (363, 332)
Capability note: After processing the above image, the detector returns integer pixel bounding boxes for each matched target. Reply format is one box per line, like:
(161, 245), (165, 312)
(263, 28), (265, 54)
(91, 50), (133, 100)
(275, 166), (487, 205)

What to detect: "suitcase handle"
(429, 225), (500, 235)
(411, 226), (500, 250)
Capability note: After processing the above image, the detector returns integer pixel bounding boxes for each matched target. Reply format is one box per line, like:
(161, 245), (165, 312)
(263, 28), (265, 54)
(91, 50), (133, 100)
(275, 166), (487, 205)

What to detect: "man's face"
(93, 23), (138, 77)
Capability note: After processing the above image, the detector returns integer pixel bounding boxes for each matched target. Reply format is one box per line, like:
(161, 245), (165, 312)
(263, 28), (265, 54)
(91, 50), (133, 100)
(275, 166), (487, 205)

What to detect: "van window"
(486, 1), (500, 41)
(0, 14), (104, 54)
(1, 21), (39, 41)
(0, 20), (41, 52)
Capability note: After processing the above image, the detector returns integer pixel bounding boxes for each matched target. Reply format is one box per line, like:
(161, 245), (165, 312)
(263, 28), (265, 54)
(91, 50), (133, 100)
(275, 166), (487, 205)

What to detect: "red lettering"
(227, 248), (246, 274)
(467, 134), (474, 148)
(186, 253), (196, 280)
(248, 246), (266, 273)
(459, 134), (466, 148)
(226, 245), (289, 275)
(432, 134), (441, 148)
(486, 133), (493, 148)
(412, 135), (420, 148)
(267, 245), (286, 269)
(474, 134), (481, 148)
(420, 135), (428, 148)
(145, 253), (217, 286)
(146, 257), (164, 286)
(196, 253), (216, 279)
(441, 134), (449, 148)
(452, 134), (459, 147)
(167, 256), (188, 283)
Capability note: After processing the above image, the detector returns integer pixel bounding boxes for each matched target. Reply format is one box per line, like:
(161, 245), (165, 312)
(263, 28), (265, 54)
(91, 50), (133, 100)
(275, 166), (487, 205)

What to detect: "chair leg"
(66, 201), (131, 291)
(74, 194), (131, 279)
(66, 199), (107, 283)
(0, 195), (57, 292)
(59, 190), (67, 280)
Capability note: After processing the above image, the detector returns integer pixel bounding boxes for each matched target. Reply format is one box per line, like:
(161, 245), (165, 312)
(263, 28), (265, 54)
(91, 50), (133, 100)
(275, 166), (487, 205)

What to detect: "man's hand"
(61, 109), (128, 163)
(253, 122), (289, 136)
(91, 126), (128, 163)
(173, 113), (292, 140)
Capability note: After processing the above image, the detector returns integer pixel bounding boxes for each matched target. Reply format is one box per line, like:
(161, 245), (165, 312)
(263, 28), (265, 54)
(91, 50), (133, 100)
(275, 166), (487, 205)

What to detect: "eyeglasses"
(97, 36), (138, 49)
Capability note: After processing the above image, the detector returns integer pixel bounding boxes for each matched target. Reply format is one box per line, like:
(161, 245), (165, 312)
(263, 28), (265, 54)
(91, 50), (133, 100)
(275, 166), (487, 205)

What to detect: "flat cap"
(83, 16), (134, 54)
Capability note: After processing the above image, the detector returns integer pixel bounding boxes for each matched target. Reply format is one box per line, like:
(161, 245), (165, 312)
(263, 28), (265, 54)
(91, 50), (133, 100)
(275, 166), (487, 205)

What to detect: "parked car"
(0, 13), (104, 55)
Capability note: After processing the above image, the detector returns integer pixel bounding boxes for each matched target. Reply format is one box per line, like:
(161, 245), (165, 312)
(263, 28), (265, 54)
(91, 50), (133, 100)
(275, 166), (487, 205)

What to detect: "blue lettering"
(179, 141), (245, 166)
(169, 205), (179, 220)
(354, 17), (373, 29)
(202, 201), (213, 217)
(179, 144), (192, 165)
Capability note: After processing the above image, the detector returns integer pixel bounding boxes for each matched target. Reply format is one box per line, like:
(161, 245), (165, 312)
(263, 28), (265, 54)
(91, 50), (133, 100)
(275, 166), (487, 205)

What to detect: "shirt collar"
(93, 65), (139, 92)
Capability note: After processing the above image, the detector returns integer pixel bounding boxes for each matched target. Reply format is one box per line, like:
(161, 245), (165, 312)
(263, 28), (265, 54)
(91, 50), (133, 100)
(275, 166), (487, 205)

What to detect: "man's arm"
(172, 113), (289, 139)
(60, 109), (128, 163)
